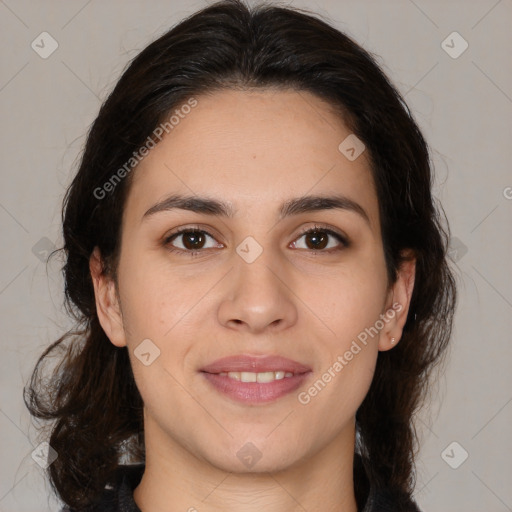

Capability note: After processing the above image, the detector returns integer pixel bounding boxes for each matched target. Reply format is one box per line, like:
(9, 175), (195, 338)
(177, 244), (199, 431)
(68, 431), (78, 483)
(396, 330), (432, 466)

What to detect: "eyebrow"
(142, 193), (370, 225)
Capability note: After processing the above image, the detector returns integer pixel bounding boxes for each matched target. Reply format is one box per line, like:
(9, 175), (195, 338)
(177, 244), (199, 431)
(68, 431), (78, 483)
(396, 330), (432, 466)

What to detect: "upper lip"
(201, 355), (312, 374)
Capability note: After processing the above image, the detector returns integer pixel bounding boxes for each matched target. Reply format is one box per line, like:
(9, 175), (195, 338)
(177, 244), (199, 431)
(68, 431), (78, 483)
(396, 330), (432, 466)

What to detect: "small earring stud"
(391, 337), (396, 345)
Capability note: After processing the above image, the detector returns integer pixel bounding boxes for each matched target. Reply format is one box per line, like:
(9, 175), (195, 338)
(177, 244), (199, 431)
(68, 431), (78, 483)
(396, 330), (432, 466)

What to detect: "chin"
(197, 434), (309, 475)
(207, 450), (304, 475)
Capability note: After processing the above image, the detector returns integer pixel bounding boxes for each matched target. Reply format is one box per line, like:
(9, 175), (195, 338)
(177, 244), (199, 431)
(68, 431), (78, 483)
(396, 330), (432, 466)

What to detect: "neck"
(133, 418), (358, 512)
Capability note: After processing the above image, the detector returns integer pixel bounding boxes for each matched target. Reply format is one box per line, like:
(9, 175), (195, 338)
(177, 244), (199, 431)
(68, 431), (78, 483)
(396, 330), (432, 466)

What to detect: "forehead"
(124, 88), (378, 228)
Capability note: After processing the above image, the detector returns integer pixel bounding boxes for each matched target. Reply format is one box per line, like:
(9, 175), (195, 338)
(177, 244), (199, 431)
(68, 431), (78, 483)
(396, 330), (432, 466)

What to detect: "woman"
(24, 0), (457, 510)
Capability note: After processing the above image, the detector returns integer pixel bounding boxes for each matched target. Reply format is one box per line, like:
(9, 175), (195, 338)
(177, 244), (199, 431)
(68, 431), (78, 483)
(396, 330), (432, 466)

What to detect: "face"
(91, 88), (414, 474)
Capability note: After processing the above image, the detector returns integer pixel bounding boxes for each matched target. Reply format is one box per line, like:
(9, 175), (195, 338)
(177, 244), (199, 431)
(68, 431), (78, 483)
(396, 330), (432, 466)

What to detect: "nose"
(217, 248), (298, 334)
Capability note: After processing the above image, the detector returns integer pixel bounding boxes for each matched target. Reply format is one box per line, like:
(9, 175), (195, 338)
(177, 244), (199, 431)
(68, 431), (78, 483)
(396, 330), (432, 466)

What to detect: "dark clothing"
(61, 458), (421, 511)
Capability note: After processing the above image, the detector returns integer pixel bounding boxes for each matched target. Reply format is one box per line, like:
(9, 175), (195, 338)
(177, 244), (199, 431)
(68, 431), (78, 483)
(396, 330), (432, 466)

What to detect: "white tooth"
(219, 372), (227, 376)
(226, 371), (293, 382)
(240, 372), (257, 383)
(256, 371), (275, 383)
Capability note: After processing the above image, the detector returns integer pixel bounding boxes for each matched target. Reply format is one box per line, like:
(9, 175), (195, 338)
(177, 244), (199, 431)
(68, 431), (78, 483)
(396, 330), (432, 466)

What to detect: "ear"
(378, 251), (416, 351)
(89, 246), (127, 347)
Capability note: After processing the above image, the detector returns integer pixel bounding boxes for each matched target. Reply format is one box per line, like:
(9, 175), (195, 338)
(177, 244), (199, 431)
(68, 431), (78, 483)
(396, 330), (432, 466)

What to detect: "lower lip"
(202, 372), (311, 404)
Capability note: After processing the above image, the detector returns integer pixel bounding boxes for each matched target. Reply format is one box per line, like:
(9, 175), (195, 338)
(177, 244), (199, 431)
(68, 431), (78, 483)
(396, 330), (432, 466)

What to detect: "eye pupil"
(306, 231), (328, 250)
(183, 231), (204, 250)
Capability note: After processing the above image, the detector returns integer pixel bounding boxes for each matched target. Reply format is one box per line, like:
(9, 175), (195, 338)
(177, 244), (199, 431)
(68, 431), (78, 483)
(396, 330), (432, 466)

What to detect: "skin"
(90, 88), (415, 512)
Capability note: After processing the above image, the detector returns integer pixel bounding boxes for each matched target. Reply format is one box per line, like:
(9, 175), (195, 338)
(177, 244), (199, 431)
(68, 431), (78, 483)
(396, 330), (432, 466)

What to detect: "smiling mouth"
(216, 370), (296, 382)
(201, 370), (311, 404)
(200, 354), (312, 403)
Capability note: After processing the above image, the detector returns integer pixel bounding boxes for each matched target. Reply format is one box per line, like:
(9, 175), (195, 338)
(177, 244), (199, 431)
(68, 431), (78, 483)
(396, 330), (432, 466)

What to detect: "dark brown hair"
(24, 0), (456, 509)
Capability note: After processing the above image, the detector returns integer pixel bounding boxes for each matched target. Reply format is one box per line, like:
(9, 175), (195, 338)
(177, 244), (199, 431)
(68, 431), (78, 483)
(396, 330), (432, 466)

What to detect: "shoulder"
(60, 464), (145, 512)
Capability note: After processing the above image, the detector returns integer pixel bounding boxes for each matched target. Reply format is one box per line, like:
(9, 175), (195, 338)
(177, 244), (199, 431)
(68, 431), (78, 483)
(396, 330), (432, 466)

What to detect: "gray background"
(1, 1), (511, 511)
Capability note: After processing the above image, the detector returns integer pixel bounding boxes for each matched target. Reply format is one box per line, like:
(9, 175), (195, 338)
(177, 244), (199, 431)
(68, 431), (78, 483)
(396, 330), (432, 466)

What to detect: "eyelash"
(163, 224), (349, 257)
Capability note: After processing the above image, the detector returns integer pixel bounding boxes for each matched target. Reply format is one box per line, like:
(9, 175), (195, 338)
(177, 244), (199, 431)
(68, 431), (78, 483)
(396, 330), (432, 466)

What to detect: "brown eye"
(292, 227), (348, 252)
(180, 231), (206, 250)
(165, 229), (219, 253)
(304, 230), (329, 250)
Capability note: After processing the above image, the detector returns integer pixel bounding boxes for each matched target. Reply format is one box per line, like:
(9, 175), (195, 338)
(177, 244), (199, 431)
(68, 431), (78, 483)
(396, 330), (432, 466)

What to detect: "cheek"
(297, 345), (378, 456)
(297, 279), (382, 435)
(294, 259), (386, 413)
(116, 256), (199, 401)
(121, 268), (197, 424)
(118, 251), (202, 339)
(300, 261), (389, 345)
